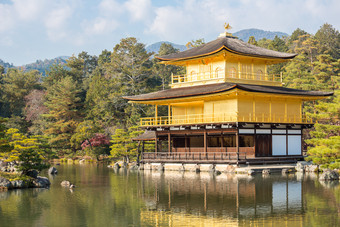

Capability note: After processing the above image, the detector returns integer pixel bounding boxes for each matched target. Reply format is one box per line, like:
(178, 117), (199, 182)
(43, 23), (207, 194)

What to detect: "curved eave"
(156, 46), (297, 63)
(123, 85), (333, 105)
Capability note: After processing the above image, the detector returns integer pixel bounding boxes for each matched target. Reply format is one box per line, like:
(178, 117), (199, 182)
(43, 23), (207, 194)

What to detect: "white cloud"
(99, 0), (123, 16)
(124, 0), (152, 21)
(147, 0), (340, 43)
(0, 3), (14, 33)
(44, 5), (73, 41)
(13, 0), (46, 20)
(83, 17), (119, 35)
(147, 0), (229, 41)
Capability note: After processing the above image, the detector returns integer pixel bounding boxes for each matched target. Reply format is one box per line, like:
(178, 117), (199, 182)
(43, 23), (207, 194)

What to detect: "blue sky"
(0, 0), (339, 65)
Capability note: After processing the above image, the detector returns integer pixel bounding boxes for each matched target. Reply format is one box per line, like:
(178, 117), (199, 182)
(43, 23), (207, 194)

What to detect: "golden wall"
(170, 96), (302, 124)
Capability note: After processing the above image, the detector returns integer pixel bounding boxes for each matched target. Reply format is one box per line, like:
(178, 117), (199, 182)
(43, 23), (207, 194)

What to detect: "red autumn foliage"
(81, 133), (110, 150)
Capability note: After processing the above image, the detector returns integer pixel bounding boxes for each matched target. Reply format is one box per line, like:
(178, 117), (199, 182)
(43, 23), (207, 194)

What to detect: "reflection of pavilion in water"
(140, 172), (304, 225)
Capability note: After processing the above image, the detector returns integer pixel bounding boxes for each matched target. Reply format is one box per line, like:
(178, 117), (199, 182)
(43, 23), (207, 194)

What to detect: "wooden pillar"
(286, 128), (288, 156)
(254, 127), (257, 158)
(300, 102), (302, 123)
(252, 96), (255, 122)
(204, 130), (207, 154)
(142, 141), (145, 152)
(236, 128), (239, 163)
(284, 99), (287, 122)
(269, 98), (272, 122)
(185, 134), (188, 152)
(238, 61), (241, 79)
(168, 132), (171, 153)
(155, 104), (158, 125)
(221, 132), (224, 153)
(168, 104), (171, 125)
(155, 138), (158, 154)
(251, 63), (254, 80)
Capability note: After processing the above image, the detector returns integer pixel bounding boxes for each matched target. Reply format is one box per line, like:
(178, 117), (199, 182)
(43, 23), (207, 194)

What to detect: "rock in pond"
(319, 170), (339, 181)
(48, 167), (58, 175)
(10, 180), (28, 189)
(262, 169), (271, 175)
(61, 180), (71, 187)
(305, 165), (319, 172)
(26, 169), (39, 178)
(61, 180), (76, 188)
(33, 176), (51, 188)
(0, 177), (11, 188)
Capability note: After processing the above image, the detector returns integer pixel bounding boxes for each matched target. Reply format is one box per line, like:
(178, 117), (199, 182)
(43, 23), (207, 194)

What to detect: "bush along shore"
(0, 161), (50, 191)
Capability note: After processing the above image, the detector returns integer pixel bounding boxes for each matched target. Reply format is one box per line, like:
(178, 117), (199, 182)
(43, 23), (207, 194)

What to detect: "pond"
(0, 164), (339, 226)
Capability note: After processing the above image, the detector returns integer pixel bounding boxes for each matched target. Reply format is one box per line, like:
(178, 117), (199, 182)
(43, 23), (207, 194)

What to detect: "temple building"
(124, 28), (333, 165)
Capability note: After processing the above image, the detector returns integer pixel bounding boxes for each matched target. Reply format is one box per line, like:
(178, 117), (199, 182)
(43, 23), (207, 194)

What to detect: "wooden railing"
(140, 113), (312, 127)
(171, 70), (282, 85)
(142, 152), (248, 162)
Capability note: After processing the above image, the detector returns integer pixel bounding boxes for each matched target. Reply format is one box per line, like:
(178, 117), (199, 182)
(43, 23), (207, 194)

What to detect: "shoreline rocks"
(0, 175), (50, 190)
(319, 170), (339, 181)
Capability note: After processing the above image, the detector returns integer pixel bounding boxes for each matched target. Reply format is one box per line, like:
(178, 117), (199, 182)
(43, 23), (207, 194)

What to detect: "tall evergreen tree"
(1, 69), (40, 117)
(314, 23), (340, 59)
(102, 37), (153, 126)
(152, 43), (183, 90)
(44, 76), (83, 153)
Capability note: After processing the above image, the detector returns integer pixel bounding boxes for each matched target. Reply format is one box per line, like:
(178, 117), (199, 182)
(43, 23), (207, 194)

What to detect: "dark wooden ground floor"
(137, 123), (307, 165)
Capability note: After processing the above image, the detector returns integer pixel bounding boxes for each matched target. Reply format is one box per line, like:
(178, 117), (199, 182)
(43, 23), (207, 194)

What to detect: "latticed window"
(256, 69), (263, 80)
(190, 71), (197, 81)
(229, 67), (237, 78)
(215, 67), (221, 78)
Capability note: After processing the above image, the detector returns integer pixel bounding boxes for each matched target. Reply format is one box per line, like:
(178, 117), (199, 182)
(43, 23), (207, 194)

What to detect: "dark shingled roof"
(132, 131), (156, 141)
(124, 83), (333, 101)
(156, 36), (297, 61)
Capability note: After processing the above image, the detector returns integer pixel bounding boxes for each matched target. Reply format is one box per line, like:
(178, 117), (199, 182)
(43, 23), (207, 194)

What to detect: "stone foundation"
(141, 163), (236, 173)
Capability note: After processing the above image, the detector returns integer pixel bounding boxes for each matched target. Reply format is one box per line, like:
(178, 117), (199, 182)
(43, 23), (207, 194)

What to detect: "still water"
(0, 164), (339, 227)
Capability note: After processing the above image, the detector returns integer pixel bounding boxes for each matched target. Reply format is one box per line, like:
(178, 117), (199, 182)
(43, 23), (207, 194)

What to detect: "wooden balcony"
(140, 113), (312, 127)
(171, 69), (283, 87)
(142, 152), (246, 164)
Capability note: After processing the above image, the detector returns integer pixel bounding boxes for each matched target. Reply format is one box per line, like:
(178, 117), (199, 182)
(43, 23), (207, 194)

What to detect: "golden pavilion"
(124, 28), (333, 165)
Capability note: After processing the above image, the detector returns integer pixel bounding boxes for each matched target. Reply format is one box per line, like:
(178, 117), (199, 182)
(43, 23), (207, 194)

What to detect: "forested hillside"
(234, 28), (288, 41)
(0, 24), (338, 168)
(0, 59), (14, 71)
(19, 57), (68, 76)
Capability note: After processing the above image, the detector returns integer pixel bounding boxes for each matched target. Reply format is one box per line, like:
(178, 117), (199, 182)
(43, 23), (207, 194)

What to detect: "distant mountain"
(0, 59), (14, 71)
(0, 56), (69, 76)
(146, 29), (288, 55)
(19, 56), (69, 76)
(146, 41), (186, 54)
(233, 29), (288, 42)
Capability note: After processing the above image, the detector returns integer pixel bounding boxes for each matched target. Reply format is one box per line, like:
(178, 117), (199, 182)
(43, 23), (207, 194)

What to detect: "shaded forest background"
(0, 23), (339, 168)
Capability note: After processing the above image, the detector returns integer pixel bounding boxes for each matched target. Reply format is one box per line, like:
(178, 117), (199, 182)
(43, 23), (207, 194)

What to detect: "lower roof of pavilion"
(123, 82), (333, 104)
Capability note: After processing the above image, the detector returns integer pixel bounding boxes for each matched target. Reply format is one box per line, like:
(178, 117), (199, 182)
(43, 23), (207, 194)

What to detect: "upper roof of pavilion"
(124, 83), (333, 102)
(156, 35), (297, 62)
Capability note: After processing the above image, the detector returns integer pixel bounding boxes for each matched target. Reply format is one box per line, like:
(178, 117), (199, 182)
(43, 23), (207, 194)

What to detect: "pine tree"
(44, 76), (83, 153)
(1, 69), (40, 117)
(306, 90), (340, 169)
(110, 126), (143, 162)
